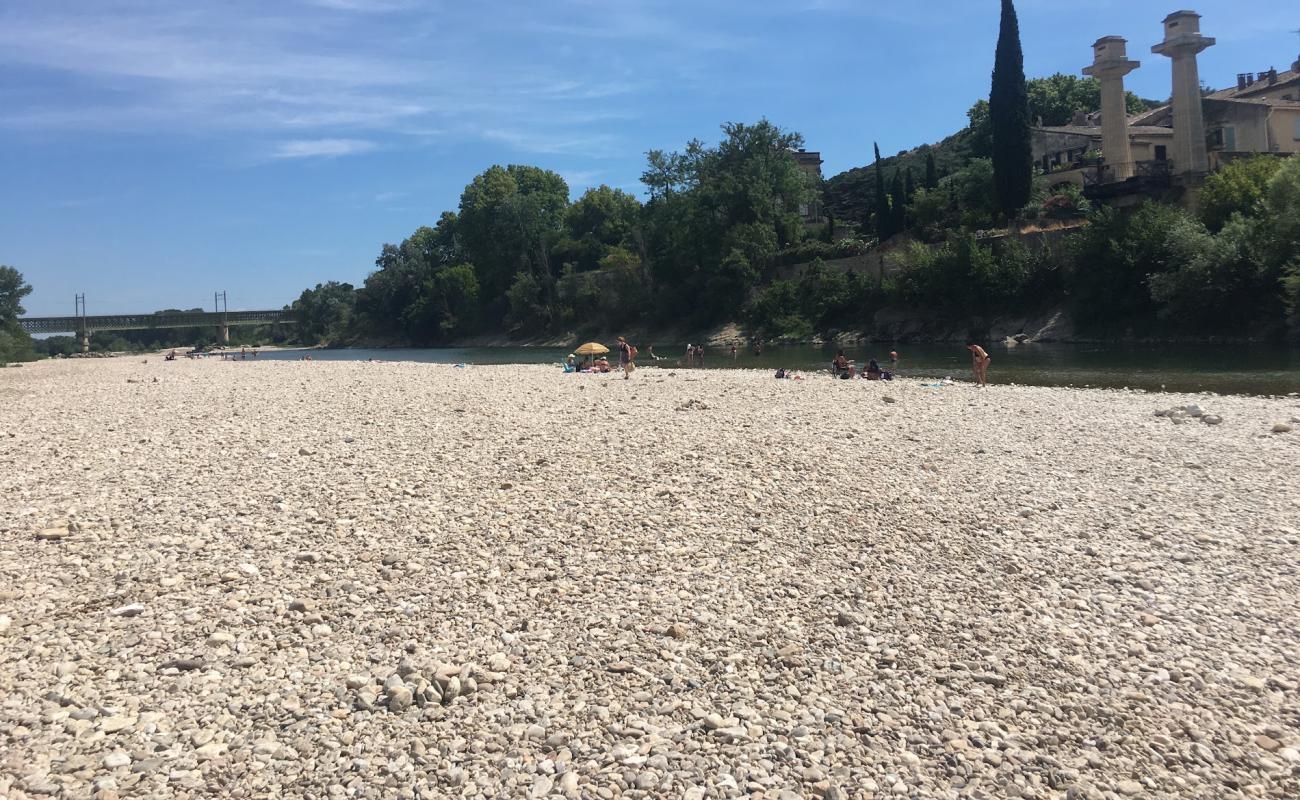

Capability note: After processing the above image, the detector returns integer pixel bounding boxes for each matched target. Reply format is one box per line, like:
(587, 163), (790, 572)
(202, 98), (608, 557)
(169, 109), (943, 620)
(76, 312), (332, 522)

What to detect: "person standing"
(618, 336), (634, 380)
(685, 343), (694, 367)
(730, 343), (737, 360)
(967, 342), (991, 387)
(696, 343), (705, 367)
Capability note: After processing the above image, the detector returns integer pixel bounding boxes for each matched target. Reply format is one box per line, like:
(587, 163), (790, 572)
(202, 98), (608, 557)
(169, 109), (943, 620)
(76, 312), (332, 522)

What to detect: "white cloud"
(0, 0), (688, 157)
(271, 138), (377, 159)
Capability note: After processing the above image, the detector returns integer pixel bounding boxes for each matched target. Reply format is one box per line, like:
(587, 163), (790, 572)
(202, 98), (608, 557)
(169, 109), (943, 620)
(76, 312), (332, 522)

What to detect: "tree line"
(292, 120), (826, 345)
(6, 0), (1299, 358)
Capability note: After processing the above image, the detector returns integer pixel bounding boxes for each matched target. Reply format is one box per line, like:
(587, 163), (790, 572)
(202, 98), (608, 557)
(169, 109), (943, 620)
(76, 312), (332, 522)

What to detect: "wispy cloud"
(0, 0), (650, 158)
(271, 138), (377, 159)
(481, 129), (619, 157)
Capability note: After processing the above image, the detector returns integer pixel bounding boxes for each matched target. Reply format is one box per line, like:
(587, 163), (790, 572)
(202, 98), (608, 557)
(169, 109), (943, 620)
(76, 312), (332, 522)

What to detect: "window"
(1224, 126), (1236, 151)
(1155, 145), (1167, 161)
(1294, 117), (1300, 141)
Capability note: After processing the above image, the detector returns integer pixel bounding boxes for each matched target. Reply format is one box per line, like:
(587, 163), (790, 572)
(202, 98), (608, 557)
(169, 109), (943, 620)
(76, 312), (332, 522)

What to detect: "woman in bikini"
(967, 342), (991, 387)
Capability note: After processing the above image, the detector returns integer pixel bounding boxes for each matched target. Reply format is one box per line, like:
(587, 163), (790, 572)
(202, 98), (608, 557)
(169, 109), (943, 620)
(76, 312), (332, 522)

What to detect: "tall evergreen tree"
(924, 151), (938, 189)
(905, 167), (916, 200)
(873, 142), (890, 239)
(890, 170), (907, 234)
(990, 0), (1032, 216)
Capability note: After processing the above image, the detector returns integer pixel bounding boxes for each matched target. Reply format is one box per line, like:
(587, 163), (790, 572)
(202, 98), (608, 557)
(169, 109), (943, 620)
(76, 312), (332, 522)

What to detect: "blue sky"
(2, 0), (1294, 315)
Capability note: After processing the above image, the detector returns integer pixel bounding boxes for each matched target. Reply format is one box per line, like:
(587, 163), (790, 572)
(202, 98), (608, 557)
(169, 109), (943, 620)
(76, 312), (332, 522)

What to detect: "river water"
(247, 342), (1300, 396)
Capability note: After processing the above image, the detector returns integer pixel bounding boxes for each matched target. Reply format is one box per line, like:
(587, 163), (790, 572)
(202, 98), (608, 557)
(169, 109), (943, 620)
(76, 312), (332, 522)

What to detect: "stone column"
(1152, 10), (1214, 179)
(1083, 37), (1139, 180)
(220, 325), (230, 344)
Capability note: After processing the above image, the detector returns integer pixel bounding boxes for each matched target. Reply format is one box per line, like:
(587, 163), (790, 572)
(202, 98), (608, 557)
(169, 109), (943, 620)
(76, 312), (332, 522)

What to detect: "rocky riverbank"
(1, 359), (1298, 799)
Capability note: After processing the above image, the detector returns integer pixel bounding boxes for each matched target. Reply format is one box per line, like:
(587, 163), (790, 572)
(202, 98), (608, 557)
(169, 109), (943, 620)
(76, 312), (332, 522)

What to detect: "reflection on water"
(251, 342), (1300, 396)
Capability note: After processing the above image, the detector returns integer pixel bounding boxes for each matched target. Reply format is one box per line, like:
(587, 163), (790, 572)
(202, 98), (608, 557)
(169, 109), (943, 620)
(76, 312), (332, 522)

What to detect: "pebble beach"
(1, 358), (1298, 800)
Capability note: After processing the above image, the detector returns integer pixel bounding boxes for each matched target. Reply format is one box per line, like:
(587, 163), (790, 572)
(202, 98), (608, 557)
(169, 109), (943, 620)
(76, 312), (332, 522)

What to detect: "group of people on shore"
(683, 343), (706, 367)
(563, 338), (994, 386)
(819, 343), (990, 386)
(830, 349), (898, 381)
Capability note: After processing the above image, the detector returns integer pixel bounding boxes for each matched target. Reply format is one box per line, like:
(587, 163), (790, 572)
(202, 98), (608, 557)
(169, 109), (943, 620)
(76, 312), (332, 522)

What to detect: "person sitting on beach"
(564, 354), (577, 373)
(165, 349), (177, 361)
(831, 350), (854, 378)
(865, 359), (883, 380)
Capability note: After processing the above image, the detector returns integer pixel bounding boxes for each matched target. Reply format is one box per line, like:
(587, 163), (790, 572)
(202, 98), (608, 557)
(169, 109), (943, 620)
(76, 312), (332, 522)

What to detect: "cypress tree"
(905, 167), (916, 200)
(873, 142), (890, 238)
(990, 0), (1032, 216)
(890, 170), (907, 233)
(924, 151), (938, 189)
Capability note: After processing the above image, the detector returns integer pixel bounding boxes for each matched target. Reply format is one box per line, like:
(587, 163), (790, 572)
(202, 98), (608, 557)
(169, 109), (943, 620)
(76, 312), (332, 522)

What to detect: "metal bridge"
(18, 309), (291, 335)
(17, 292), (294, 351)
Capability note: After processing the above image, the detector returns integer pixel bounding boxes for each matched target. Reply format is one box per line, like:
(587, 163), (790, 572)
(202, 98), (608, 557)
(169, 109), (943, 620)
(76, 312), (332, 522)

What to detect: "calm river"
(250, 342), (1300, 396)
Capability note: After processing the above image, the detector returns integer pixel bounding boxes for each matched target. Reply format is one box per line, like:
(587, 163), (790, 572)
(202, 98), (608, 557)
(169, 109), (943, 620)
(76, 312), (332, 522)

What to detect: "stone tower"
(1152, 10), (1214, 179)
(1083, 37), (1139, 179)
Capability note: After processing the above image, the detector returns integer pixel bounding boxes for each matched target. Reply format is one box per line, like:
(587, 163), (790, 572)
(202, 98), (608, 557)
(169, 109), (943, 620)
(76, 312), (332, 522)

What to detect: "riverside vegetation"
(4, 0), (1298, 360)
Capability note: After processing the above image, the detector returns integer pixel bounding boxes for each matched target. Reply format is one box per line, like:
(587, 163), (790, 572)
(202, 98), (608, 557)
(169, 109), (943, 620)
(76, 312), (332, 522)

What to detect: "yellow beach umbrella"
(574, 342), (609, 356)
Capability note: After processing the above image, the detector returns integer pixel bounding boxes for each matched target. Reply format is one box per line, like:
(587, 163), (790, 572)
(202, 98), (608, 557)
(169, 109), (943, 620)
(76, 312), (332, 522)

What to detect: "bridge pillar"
(78, 329), (90, 353)
(219, 325), (230, 344)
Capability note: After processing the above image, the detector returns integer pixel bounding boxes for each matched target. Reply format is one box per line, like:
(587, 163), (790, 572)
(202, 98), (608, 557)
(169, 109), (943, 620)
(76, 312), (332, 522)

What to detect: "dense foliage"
(1067, 156), (1300, 337)
(0, 266), (36, 364)
(1197, 155), (1284, 232)
(285, 119), (815, 345)
(990, 0), (1032, 216)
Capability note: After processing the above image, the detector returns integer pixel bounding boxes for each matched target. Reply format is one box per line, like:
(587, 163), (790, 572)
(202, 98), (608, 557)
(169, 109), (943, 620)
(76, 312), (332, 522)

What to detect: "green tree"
(642, 119), (811, 322)
(1147, 214), (1281, 332)
(505, 271), (545, 329)
(1066, 203), (1187, 327)
(292, 281), (356, 344)
(1198, 155), (1284, 232)
(924, 151), (938, 189)
(355, 214), (480, 343)
(873, 142), (890, 238)
(1026, 73), (1149, 126)
(990, 0), (1033, 216)
(555, 185), (643, 274)
(0, 265), (32, 321)
(458, 165), (569, 316)
(890, 170), (907, 234)
(0, 266), (35, 364)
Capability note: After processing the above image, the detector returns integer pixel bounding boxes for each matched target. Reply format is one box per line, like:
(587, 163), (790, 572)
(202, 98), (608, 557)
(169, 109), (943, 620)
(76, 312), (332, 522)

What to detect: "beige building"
(1031, 9), (1300, 197)
(1144, 64), (1300, 167)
